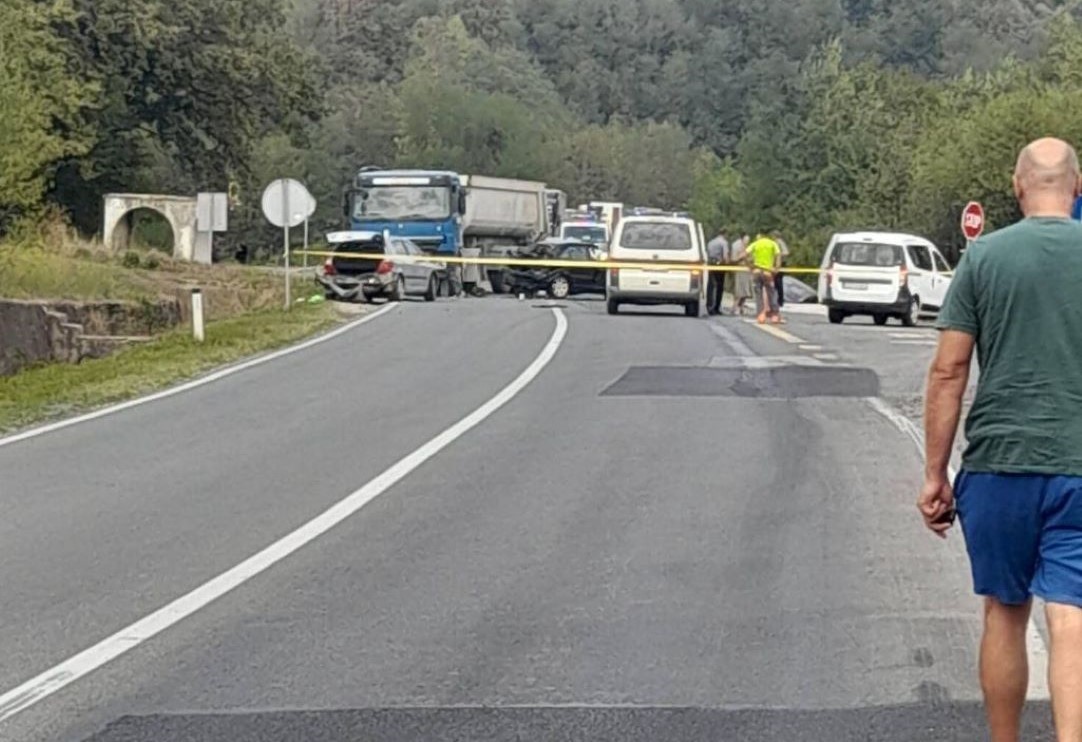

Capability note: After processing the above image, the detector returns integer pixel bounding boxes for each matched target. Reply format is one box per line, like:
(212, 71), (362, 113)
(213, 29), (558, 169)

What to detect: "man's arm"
(924, 330), (974, 479)
(918, 330), (974, 537)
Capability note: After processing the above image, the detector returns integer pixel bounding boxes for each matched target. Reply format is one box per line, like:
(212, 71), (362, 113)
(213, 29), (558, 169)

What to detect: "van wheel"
(873, 314), (888, 326)
(685, 301), (701, 318)
(423, 274), (438, 302)
(901, 297), (921, 327)
(828, 308), (845, 324)
(607, 299), (620, 315)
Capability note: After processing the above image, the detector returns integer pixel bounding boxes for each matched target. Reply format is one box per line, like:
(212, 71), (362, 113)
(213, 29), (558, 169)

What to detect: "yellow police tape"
(295, 250), (823, 275)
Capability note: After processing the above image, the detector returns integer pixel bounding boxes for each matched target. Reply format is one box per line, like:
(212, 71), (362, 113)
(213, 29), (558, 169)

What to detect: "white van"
(817, 231), (953, 326)
(606, 216), (706, 317)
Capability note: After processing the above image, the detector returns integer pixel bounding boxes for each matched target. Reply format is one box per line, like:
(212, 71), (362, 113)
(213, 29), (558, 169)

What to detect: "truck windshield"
(354, 186), (451, 221)
(562, 225), (607, 243)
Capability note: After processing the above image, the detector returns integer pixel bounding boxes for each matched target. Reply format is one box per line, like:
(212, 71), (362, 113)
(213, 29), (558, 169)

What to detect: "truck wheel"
(685, 301), (702, 318)
(828, 308), (845, 325)
(489, 270), (506, 294)
(607, 299), (620, 315)
(423, 275), (438, 302)
(390, 276), (406, 302)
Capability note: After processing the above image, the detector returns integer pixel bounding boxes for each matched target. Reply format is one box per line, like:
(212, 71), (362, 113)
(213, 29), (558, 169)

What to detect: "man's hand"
(918, 475), (955, 539)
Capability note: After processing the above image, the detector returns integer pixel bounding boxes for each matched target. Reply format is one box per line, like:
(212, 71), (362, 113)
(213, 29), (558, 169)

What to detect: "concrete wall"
(0, 299), (182, 376)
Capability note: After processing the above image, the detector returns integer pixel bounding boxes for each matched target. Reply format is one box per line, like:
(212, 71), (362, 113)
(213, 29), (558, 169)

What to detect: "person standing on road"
(771, 230), (790, 308)
(731, 233), (753, 315)
(746, 232), (782, 324)
(920, 137), (1082, 742)
(706, 229), (730, 316)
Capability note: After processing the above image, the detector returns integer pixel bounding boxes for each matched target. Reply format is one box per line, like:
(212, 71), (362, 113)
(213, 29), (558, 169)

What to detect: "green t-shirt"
(937, 216), (1082, 475)
(747, 237), (780, 271)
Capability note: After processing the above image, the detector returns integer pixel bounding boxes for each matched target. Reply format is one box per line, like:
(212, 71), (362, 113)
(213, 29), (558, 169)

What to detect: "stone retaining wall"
(0, 298), (181, 376)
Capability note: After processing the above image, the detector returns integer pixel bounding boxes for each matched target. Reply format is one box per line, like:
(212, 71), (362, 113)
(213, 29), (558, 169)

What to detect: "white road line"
(865, 397), (1051, 701)
(892, 340), (938, 347)
(814, 353), (839, 362)
(0, 304), (398, 450)
(798, 344), (823, 352)
(889, 332), (927, 339)
(0, 308), (569, 723)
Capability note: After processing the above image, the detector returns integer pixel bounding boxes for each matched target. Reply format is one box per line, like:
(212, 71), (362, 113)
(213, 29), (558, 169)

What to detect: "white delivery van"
(606, 215), (706, 317)
(817, 231), (953, 326)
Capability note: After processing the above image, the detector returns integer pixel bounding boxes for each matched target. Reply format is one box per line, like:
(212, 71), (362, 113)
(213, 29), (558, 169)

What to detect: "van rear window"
(833, 242), (904, 267)
(619, 223), (692, 250)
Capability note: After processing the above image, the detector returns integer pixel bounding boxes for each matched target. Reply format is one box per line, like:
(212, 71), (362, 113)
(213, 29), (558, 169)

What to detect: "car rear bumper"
(316, 273), (391, 300)
(608, 288), (700, 305)
(822, 287), (912, 314)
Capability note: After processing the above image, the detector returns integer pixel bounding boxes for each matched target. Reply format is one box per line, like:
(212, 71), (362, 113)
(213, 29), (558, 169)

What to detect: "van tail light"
(690, 270), (701, 291)
(826, 265), (834, 287)
(376, 259), (394, 275)
(609, 268), (619, 288)
(899, 266), (909, 286)
(323, 257), (337, 276)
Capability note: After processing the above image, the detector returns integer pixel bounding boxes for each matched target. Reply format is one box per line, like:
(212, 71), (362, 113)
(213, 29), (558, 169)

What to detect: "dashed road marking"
(893, 340), (938, 347)
(799, 344), (823, 352)
(814, 353), (840, 362)
(743, 320), (806, 344)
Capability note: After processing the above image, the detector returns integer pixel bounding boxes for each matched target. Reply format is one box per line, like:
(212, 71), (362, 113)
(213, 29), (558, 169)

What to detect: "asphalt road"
(0, 296), (1052, 741)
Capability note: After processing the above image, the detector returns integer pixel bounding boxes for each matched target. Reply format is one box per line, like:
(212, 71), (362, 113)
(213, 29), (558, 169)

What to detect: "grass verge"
(0, 303), (341, 434)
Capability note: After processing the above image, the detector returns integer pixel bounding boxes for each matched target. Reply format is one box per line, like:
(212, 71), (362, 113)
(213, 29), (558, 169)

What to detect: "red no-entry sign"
(961, 201), (985, 241)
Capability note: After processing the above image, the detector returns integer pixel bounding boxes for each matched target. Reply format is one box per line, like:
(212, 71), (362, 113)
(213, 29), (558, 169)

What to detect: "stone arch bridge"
(103, 194), (212, 264)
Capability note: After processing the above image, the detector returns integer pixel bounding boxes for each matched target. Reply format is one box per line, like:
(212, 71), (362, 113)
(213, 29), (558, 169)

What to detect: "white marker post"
(191, 289), (205, 342)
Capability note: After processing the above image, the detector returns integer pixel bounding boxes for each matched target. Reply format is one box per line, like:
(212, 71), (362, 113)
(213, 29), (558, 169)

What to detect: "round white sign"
(261, 179), (315, 228)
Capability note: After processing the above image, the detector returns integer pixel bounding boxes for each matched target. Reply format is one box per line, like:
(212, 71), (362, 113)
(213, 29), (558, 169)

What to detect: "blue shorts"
(956, 470), (1082, 606)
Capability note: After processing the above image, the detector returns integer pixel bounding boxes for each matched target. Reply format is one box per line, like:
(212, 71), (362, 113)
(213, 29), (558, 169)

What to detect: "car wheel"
(901, 297), (921, 327)
(828, 308), (845, 324)
(685, 301), (701, 318)
(423, 274), (438, 302)
(607, 298), (620, 315)
(549, 275), (571, 300)
(873, 314), (888, 326)
(389, 276), (406, 302)
(489, 270), (506, 294)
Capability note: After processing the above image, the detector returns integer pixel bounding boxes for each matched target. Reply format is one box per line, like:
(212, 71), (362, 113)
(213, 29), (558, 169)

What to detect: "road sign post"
(261, 179), (315, 310)
(195, 192), (228, 265)
(961, 201), (985, 251)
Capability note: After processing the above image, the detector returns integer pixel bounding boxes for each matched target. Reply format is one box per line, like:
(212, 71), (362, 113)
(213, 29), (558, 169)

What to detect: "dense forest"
(5, 0), (1082, 263)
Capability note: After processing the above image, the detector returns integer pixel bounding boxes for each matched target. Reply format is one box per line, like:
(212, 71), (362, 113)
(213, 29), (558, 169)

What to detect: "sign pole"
(303, 217), (309, 270)
(282, 182), (291, 310)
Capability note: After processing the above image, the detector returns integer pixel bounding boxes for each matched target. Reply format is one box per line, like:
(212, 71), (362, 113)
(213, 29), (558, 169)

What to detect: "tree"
(0, 0), (94, 232)
(48, 0), (320, 232)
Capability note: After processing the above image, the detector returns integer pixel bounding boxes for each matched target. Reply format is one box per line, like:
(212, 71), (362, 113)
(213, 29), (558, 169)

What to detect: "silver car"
(317, 231), (445, 303)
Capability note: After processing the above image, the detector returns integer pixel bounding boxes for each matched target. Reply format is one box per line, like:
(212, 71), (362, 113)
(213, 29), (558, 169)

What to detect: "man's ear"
(1012, 174), (1024, 201)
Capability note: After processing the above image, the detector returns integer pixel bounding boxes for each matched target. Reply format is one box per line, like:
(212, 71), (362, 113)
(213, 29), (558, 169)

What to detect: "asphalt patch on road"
(602, 365), (880, 398)
(82, 704), (1054, 742)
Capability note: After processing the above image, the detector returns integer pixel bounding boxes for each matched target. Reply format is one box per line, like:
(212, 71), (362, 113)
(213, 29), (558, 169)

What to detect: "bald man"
(920, 138), (1082, 742)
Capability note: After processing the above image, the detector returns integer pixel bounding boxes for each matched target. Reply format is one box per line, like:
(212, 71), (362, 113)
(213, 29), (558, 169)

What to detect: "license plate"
(844, 282), (868, 290)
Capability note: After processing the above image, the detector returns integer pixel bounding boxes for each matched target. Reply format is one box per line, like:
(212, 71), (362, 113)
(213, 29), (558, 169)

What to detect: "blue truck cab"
(344, 169), (467, 255)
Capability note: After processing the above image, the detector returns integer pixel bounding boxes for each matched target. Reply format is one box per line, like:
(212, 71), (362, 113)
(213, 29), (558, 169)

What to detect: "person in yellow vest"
(746, 232), (783, 324)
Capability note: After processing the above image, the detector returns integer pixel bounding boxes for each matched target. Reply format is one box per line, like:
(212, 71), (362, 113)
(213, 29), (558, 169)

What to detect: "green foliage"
(0, 0), (95, 232)
(8, 0), (1082, 270)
